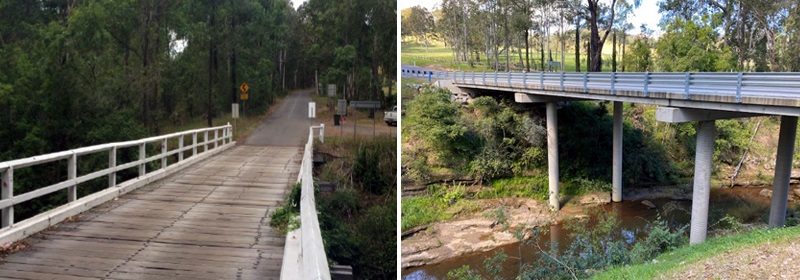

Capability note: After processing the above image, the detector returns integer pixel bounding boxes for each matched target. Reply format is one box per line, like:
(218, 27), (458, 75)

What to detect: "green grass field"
(402, 38), (622, 72)
(591, 225), (800, 279)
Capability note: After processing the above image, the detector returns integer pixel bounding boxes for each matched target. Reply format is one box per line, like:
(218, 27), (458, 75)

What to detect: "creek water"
(402, 186), (785, 279)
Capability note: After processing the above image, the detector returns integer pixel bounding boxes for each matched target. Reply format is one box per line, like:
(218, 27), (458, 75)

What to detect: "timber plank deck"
(0, 145), (301, 280)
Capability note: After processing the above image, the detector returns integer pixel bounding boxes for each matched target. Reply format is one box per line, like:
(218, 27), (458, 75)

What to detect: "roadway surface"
(0, 91), (312, 279)
(246, 89), (313, 146)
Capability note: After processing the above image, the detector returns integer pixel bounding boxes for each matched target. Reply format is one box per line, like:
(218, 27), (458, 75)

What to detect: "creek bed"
(402, 186), (786, 279)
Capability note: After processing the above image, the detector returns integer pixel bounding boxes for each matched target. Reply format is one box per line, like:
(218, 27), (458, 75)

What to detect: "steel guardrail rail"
(0, 124), (234, 229)
(401, 68), (800, 104)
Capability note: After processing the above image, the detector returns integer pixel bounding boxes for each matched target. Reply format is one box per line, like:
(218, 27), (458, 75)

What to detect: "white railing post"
(139, 143), (146, 176)
(67, 153), (77, 202)
(2, 168), (13, 228)
(178, 136), (184, 162)
(161, 138), (167, 170)
(192, 133), (198, 156)
(204, 131), (209, 152)
(319, 124), (325, 143)
(109, 146), (116, 188)
(214, 129), (219, 149)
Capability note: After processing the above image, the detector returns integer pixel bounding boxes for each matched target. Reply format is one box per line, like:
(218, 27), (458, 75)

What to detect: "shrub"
(269, 183), (301, 234)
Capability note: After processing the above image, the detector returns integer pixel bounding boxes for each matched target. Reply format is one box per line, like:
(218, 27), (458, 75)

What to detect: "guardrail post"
(736, 72), (743, 103)
(507, 72), (511, 87)
(583, 73), (588, 93)
(461, 71), (465, 83)
(684, 72), (691, 99)
(482, 72), (486, 84)
(560, 72), (565, 91)
(109, 146), (116, 188)
(139, 143), (146, 176)
(523, 72), (527, 88)
(67, 153), (77, 202)
(178, 136), (184, 162)
(161, 138), (167, 170)
(472, 72), (475, 83)
(611, 72), (616, 95)
(2, 167), (14, 228)
(192, 133), (198, 156)
(644, 72), (650, 97)
(494, 71), (498, 84)
(540, 72), (544, 89)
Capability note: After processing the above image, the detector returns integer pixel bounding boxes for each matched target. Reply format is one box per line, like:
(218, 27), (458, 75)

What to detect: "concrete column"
(546, 102), (560, 211)
(690, 120), (715, 245)
(769, 116), (798, 227)
(612, 101), (623, 202)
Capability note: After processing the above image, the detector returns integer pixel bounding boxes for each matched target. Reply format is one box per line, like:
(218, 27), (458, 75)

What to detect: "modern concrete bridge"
(0, 111), (330, 278)
(403, 68), (799, 244)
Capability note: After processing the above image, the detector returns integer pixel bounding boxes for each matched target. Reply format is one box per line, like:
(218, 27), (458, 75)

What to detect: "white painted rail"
(401, 68), (800, 104)
(0, 124), (234, 243)
(281, 124), (329, 280)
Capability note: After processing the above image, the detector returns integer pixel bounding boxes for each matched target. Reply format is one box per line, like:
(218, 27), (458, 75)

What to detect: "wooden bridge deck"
(0, 145), (301, 280)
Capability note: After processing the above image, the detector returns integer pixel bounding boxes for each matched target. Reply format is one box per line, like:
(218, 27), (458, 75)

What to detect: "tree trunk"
(612, 30), (617, 72)
(621, 32), (626, 72)
(575, 19), (580, 72)
(525, 29), (530, 72)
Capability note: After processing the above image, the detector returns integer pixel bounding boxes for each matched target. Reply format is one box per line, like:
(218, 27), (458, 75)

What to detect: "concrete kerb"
(0, 142), (236, 245)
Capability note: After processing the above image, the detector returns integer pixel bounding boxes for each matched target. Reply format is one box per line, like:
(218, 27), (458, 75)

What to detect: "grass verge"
(592, 225), (800, 279)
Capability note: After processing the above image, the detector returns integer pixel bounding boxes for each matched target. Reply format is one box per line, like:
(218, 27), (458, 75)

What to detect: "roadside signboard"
(240, 82), (250, 100)
(350, 101), (381, 109)
(309, 102), (316, 118)
(327, 84), (336, 97)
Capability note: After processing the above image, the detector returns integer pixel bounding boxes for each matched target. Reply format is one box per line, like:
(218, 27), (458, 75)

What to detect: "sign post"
(240, 82), (249, 117)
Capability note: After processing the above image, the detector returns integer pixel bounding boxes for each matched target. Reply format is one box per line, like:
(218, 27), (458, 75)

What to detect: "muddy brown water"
(402, 186), (790, 279)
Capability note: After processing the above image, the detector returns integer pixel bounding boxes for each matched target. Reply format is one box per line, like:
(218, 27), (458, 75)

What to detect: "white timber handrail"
(282, 124), (329, 280)
(401, 68), (800, 104)
(0, 123), (235, 243)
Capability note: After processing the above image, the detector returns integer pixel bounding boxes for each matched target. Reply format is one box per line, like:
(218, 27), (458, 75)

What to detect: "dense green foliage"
(0, 0), (395, 224)
(403, 86), (677, 186)
(315, 137), (396, 279)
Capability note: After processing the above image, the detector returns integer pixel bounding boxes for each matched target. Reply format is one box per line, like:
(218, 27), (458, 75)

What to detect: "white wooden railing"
(281, 124), (329, 280)
(0, 124), (234, 244)
(402, 68), (800, 103)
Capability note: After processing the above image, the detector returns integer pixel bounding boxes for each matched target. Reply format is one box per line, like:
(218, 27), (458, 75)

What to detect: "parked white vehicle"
(384, 106), (397, 126)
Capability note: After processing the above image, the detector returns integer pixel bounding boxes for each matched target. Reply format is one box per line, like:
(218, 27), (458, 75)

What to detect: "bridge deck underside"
(0, 146), (300, 280)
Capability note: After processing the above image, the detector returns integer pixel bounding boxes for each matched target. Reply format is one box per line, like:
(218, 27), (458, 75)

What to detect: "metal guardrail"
(0, 124), (233, 229)
(293, 124), (329, 280)
(401, 68), (800, 103)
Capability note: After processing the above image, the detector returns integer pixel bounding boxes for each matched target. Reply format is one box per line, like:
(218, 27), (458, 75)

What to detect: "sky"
(293, 0), (306, 10)
(398, 0), (663, 36)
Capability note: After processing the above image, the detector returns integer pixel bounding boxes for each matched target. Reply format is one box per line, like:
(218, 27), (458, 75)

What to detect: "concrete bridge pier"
(612, 101), (623, 202)
(655, 107), (762, 244)
(769, 116), (798, 227)
(689, 120), (715, 244)
(547, 102), (560, 211)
